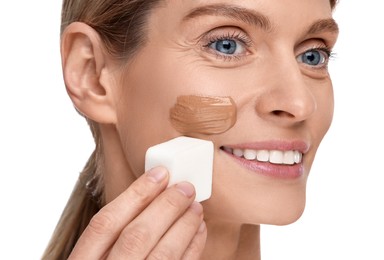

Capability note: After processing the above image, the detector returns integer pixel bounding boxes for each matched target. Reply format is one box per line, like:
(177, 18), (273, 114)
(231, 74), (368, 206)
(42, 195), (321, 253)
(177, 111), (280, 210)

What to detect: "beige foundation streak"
(170, 95), (237, 135)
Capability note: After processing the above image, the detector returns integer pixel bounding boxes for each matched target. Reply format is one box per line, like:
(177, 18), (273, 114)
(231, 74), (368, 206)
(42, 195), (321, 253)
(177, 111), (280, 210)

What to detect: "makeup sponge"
(145, 136), (214, 202)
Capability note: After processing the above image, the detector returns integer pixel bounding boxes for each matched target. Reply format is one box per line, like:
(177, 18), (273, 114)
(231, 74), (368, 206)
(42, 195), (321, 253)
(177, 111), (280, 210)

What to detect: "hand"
(68, 166), (207, 259)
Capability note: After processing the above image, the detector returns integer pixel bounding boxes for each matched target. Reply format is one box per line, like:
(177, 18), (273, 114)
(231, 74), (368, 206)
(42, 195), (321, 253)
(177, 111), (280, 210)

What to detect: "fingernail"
(146, 167), (168, 183)
(175, 182), (195, 198)
(198, 221), (206, 233)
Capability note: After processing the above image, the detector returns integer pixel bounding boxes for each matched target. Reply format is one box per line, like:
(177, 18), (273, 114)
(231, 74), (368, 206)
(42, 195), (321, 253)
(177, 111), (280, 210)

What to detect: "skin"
(62, 0), (338, 259)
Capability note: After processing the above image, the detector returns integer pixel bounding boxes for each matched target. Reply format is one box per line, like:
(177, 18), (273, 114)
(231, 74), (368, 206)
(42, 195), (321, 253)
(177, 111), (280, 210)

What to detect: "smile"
(222, 147), (303, 165)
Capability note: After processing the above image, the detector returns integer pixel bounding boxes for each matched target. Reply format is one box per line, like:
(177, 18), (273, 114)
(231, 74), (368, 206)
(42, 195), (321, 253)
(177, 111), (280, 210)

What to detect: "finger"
(182, 221), (207, 260)
(147, 202), (204, 259)
(68, 166), (169, 260)
(107, 182), (196, 259)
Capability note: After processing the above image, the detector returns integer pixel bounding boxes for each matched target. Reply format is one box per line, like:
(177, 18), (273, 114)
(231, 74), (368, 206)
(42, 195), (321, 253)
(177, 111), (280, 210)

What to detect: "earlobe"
(61, 22), (117, 124)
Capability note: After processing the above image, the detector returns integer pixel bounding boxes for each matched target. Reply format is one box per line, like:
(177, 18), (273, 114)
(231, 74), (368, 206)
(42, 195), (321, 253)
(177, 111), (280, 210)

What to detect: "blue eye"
(210, 39), (238, 54)
(208, 38), (248, 57)
(297, 49), (329, 67)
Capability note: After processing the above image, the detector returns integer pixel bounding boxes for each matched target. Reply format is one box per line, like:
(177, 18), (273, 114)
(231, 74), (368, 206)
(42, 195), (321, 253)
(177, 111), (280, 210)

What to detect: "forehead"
(153, 0), (335, 33)
(163, 0), (333, 19)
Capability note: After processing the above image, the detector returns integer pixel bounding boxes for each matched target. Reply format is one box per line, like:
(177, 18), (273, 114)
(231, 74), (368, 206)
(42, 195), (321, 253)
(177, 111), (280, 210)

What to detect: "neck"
(201, 220), (260, 260)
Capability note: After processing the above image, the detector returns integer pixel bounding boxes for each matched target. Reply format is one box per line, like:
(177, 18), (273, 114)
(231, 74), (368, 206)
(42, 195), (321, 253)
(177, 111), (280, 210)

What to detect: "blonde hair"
(43, 0), (338, 259)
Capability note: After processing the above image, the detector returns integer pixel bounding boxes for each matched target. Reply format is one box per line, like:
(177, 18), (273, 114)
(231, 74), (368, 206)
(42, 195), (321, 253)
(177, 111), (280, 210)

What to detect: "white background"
(0, 1), (383, 259)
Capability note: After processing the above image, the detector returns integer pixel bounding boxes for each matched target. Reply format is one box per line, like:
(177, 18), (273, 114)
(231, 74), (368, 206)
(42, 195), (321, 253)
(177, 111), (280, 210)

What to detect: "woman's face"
(111, 0), (338, 225)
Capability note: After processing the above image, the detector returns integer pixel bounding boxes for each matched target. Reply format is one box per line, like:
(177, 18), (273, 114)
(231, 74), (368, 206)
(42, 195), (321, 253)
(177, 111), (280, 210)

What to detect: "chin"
(264, 202), (306, 226)
(255, 189), (307, 226)
(256, 187), (308, 226)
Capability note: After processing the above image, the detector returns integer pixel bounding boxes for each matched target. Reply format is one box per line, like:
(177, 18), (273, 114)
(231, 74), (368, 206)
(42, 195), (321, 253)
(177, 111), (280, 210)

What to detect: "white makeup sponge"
(145, 136), (214, 202)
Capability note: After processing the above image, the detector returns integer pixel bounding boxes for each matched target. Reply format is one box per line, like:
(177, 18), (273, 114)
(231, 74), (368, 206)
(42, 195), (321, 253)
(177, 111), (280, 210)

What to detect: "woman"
(44, 0), (339, 259)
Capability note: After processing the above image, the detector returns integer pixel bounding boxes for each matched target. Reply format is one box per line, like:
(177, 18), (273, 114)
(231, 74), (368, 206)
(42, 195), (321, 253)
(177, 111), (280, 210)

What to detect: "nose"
(255, 56), (317, 127)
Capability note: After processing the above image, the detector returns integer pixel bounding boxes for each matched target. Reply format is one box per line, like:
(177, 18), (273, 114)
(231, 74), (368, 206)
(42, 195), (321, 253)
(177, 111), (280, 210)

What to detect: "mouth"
(219, 141), (309, 179)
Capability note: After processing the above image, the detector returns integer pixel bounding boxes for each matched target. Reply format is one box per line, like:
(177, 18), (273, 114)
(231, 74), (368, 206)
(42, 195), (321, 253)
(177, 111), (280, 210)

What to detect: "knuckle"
(119, 227), (149, 254)
(184, 212), (202, 227)
(129, 182), (151, 203)
(87, 210), (116, 236)
(163, 194), (185, 211)
(184, 233), (207, 259)
(185, 240), (201, 255)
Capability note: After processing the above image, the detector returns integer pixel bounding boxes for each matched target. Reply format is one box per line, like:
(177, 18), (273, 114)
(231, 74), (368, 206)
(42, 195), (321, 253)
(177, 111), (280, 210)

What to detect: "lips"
(220, 141), (309, 179)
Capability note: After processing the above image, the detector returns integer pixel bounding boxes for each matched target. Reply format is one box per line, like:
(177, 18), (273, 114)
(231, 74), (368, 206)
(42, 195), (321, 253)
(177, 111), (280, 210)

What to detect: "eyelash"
(202, 30), (252, 61)
(312, 44), (335, 59)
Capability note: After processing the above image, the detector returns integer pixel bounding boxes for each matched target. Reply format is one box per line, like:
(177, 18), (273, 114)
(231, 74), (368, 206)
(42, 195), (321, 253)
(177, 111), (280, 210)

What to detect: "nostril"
(272, 110), (294, 118)
(273, 110), (283, 116)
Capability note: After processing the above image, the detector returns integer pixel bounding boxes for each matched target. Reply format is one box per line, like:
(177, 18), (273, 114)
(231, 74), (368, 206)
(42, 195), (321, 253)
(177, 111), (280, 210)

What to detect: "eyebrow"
(307, 18), (339, 35)
(183, 4), (272, 32)
(183, 4), (339, 35)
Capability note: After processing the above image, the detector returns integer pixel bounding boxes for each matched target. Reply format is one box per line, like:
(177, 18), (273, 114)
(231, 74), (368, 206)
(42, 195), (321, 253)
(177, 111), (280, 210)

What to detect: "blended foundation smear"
(170, 95), (237, 135)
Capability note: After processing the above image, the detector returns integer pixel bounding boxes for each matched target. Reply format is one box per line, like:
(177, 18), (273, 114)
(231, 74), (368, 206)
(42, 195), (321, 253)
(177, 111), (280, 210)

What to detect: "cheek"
(314, 82), (334, 140)
(170, 95), (237, 136)
(113, 52), (187, 176)
(115, 87), (178, 178)
(304, 81), (334, 169)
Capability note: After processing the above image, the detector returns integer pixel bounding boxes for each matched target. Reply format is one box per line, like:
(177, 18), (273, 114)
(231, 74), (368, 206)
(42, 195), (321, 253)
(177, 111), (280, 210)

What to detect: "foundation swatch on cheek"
(170, 95), (237, 135)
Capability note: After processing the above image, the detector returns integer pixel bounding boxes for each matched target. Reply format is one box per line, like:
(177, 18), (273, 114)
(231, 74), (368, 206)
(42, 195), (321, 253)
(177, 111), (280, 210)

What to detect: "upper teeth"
(224, 147), (302, 165)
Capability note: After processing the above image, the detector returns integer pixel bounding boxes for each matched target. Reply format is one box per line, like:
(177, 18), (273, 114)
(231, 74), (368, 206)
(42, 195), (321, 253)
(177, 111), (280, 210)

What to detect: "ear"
(61, 22), (118, 124)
